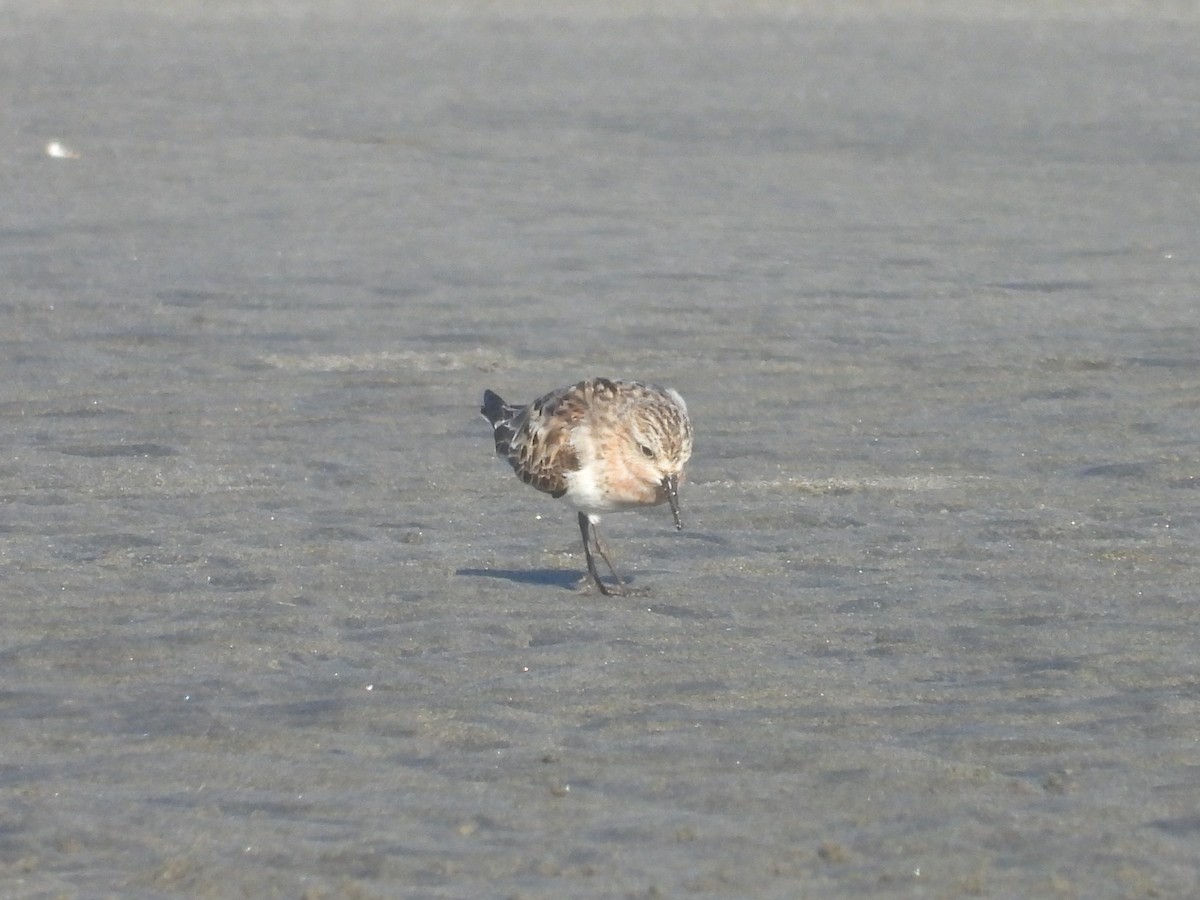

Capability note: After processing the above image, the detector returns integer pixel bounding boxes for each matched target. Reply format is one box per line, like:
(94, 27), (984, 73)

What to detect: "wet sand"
(4, 2), (1200, 896)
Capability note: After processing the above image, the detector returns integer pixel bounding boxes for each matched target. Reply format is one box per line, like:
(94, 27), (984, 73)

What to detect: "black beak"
(663, 474), (683, 530)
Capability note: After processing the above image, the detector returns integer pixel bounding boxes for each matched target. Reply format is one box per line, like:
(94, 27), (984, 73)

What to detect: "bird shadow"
(457, 567), (592, 591)
(456, 568), (713, 618)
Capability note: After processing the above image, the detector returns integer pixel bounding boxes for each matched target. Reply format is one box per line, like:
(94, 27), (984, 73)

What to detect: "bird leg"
(577, 512), (628, 597)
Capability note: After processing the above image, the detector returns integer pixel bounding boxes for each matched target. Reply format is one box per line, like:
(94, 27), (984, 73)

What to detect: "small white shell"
(45, 140), (81, 159)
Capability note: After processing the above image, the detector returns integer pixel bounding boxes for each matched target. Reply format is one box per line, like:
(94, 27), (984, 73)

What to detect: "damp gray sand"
(4, 2), (1200, 896)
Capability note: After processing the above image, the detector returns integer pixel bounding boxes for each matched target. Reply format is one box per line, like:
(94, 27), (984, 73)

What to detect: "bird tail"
(481, 390), (519, 454)
(480, 390), (507, 426)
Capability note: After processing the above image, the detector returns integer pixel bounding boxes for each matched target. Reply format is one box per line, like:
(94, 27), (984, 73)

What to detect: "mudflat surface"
(4, 2), (1200, 897)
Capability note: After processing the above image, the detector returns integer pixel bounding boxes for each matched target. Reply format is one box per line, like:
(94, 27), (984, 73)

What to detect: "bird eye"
(639, 444), (655, 459)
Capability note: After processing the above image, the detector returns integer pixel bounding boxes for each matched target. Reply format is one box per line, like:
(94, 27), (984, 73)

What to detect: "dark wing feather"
(484, 384), (587, 499)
